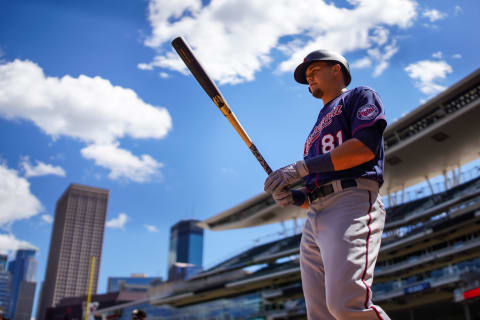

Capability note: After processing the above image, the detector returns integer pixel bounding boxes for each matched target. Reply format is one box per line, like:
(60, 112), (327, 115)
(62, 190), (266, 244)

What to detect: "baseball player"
(264, 50), (390, 320)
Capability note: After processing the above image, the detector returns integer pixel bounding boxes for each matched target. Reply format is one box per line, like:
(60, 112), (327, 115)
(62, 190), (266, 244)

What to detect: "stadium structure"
(95, 69), (480, 320)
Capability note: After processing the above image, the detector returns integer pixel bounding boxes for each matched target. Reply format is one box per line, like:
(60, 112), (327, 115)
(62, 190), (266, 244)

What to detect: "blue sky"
(0, 0), (479, 315)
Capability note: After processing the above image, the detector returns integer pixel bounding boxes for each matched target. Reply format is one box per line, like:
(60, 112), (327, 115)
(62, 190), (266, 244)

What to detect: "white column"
(443, 170), (449, 191)
(425, 176), (435, 195)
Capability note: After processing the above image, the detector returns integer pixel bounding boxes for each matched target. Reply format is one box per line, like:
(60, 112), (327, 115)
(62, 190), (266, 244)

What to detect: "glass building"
(8, 249), (37, 319)
(0, 255), (11, 316)
(168, 220), (204, 281)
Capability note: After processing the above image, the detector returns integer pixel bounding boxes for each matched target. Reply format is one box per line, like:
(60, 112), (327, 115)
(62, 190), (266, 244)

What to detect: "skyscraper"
(36, 184), (109, 320)
(167, 220), (204, 281)
(0, 254), (11, 315)
(8, 249), (37, 320)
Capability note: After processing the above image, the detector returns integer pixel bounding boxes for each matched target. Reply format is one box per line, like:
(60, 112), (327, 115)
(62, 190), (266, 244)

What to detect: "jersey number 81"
(321, 130), (343, 153)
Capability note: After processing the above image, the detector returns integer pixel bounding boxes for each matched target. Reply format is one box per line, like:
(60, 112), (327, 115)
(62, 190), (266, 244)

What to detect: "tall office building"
(8, 249), (37, 320)
(36, 184), (109, 320)
(0, 254), (11, 315)
(167, 220), (204, 281)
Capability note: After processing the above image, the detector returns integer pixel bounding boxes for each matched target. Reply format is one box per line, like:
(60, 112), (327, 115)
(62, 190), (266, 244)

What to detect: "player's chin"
(311, 87), (324, 99)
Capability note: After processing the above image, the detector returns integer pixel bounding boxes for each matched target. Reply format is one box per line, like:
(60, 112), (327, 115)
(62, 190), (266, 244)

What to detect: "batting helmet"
(294, 49), (351, 86)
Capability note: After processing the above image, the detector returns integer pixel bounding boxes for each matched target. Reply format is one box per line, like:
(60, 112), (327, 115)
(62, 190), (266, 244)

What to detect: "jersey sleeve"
(349, 87), (387, 137)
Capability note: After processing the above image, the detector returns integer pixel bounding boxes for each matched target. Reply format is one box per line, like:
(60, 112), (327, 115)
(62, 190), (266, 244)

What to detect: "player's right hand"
(264, 161), (308, 193)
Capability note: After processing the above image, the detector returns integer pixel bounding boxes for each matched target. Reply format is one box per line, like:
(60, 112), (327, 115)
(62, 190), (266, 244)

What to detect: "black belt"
(307, 179), (357, 203)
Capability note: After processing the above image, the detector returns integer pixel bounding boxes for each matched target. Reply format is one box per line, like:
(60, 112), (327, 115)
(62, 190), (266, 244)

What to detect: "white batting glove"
(272, 190), (294, 207)
(264, 160), (309, 193)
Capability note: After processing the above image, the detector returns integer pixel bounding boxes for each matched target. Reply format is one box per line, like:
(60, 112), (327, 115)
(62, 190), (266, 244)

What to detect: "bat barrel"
(172, 36), (273, 176)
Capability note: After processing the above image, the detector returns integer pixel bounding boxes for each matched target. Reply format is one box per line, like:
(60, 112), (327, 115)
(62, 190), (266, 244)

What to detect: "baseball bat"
(171, 36), (272, 175)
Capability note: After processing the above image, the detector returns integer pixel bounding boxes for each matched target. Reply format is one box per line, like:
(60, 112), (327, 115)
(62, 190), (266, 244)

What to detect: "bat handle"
(249, 144), (272, 175)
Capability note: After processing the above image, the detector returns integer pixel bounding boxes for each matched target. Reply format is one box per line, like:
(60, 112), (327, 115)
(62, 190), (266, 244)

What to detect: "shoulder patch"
(357, 104), (379, 120)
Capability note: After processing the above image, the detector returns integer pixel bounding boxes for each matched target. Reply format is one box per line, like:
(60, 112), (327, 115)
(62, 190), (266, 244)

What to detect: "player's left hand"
(272, 190), (294, 207)
(264, 160), (309, 193)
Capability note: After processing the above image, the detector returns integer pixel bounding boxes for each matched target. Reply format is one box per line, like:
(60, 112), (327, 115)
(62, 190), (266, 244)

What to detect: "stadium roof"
(200, 69), (480, 231)
(382, 68), (480, 193)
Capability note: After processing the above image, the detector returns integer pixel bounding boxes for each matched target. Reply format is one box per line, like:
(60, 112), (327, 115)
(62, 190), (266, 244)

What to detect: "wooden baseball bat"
(171, 36), (272, 175)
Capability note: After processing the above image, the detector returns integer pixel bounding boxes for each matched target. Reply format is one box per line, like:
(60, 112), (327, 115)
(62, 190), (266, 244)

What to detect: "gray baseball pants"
(300, 179), (391, 320)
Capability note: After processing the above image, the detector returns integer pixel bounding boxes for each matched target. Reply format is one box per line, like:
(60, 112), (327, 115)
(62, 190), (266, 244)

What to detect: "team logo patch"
(357, 104), (379, 120)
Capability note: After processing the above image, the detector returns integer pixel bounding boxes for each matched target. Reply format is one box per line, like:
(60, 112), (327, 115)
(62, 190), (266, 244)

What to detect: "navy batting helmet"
(294, 50), (351, 86)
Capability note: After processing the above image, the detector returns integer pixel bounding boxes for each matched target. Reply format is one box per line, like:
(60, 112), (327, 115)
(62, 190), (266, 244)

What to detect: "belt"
(307, 179), (357, 203)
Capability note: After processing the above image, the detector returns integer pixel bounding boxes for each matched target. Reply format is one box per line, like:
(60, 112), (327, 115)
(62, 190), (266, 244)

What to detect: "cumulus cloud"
(351, 57), (372, 69)
(144, 224), (159, 232)
(140, 0), (418, 84)
(0, 162), (43, 227)
(452, 53), (462, 59)
(367, 40), (399, 77)
(404, 59), (453, 95)
(432, 51), (443, 59)
(106, 213), (129, 229)
(0, 233), (38, 255)
(41, 214), (54, 224)
(454, 5), (463, 15)
(0, 60), (172, 182)
(81, 143), (162, 183)
(422, 9), (447, 22)
(20, 157), (66, 178)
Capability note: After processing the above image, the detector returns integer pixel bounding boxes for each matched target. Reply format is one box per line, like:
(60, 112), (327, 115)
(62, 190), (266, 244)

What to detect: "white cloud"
(0, 60), (172, 182)
(41, 214), (53, 224)
(81, 143), (162, 183)
(367, 40), (399, 77)
(432, 51), (443, 59)
(422, 9), (447, 22)
(144, 224), (159, 232)
(159, 72), (170, 79)
(0, 162), (43, 227)
(454, 5), (463, 15)
(351, 57), (372, 69)
(452, 53), (462, 59)
(20, 157), (66, 178)
(0, 233), (38, 255)
(404, 59), (453, 95)
(106, 213), (129, 229)
(141, 0), (418, 84)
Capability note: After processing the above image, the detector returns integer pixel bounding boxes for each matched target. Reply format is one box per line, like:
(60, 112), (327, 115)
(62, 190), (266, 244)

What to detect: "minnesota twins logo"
(304, 105), (343, 156)
(357, 104), (379, 120)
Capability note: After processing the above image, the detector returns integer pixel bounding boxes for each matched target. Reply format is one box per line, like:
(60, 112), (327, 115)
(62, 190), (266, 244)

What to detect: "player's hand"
(272, 190), (294, 207)
(264, 160), (309, 193)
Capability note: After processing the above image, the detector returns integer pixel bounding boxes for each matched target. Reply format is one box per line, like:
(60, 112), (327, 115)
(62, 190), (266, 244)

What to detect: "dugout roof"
(200, 69), (480, 231)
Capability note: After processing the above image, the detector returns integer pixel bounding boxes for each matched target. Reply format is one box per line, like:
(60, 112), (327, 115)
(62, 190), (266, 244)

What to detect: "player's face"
(305, 62), (336, 99)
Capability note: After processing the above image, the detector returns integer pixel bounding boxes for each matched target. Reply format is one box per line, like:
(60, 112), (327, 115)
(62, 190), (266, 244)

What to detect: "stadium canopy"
(200, 69), (480, 231)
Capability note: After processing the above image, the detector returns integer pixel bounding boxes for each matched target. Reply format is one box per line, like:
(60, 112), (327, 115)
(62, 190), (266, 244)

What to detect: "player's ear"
(332, 63), (341, 76)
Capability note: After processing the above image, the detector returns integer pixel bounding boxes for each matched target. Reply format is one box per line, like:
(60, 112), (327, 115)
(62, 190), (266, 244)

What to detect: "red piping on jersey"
(352, 115), (386, 136)
(314, 138), (321, 188)
(361, 191), (384, 320)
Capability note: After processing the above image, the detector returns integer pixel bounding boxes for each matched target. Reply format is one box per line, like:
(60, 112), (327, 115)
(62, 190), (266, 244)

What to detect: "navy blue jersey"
(303, 86), (386, 191)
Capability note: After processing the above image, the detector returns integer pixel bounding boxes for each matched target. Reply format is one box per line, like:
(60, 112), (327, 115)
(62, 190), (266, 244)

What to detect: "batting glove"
(272, 190), (294, 207)
(264, 160), (309, 193)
